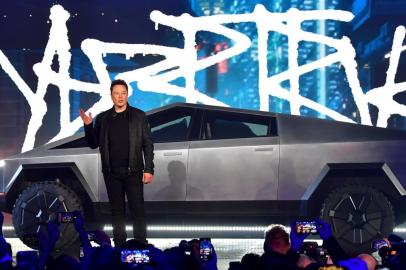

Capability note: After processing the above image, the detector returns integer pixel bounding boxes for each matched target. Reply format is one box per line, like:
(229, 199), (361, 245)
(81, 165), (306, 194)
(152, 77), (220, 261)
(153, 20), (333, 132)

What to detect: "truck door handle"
(163, 152), (183, 156)
(254, 147), (274, 152)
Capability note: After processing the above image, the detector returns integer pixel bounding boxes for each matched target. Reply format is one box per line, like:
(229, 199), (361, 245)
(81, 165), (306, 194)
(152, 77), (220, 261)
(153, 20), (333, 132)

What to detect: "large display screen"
(1, 0), (405, 157)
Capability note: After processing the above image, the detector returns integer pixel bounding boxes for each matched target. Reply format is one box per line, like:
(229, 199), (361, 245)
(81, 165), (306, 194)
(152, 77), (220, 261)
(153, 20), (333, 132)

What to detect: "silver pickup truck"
(1, 103), (406, 254)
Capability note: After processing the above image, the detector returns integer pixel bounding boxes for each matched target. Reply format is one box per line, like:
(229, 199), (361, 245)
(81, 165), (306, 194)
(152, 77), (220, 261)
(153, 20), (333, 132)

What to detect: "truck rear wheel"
(320, 184), (394, 255)
(12, 181), (82, 250)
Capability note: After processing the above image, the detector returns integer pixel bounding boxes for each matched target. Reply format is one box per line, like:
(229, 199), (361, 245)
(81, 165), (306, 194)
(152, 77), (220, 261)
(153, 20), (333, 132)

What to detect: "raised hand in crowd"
(73, 210), (92, 255)
(38, 220), (60, 270)
(315, 219), (332, 240)
(187, 239), (218, 270)
(144, 244), (170, 270)
(199, 242), (217, 270)
(92, 229), (111, 246)
(290, 222), (310, 252)
(316, 219), (348, 263)
(0, 235), (13, 269)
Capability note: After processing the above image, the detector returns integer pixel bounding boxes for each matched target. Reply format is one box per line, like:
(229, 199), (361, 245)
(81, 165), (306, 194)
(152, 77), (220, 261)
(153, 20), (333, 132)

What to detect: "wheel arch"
(5, 162), (96, 216)
(301, 162), (406, 224)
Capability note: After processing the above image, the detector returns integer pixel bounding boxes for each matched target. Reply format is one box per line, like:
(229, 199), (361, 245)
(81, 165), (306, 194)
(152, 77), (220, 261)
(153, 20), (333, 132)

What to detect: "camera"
(87, 231), (97, 242)
(57, 212), (76, 223)
(295, 221), (317, 234)
(300, 241), (329, 265)
(199, 238), (213, 261)
(120, 249), (150, 264)
(373, 235), (406, 269)
(372, 239), (389, 252)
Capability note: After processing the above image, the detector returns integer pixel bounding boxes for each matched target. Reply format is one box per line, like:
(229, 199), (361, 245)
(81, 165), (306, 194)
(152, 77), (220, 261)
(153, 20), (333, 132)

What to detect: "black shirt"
(108, 110), (129, 168)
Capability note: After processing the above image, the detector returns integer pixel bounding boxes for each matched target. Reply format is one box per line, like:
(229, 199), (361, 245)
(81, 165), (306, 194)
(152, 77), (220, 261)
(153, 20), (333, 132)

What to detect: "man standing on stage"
(79, 79), (154, 246)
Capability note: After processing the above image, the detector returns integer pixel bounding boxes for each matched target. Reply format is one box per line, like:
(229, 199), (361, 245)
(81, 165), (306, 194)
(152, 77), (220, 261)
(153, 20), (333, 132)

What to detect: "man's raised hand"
(79, 109), (93, 125)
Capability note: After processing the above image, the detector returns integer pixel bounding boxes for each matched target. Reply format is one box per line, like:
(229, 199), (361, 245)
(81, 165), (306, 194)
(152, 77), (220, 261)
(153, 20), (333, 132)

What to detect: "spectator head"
(93, 229), (112, 246)
(89, 245), (117, 270)
(121, 238), (148, 250)
(263, 224), (290, 254)
(164, 246), (188, 270)
(357, 254), (378, 270)
(47, 254), (80, 270)
(241, 253), (261, 270)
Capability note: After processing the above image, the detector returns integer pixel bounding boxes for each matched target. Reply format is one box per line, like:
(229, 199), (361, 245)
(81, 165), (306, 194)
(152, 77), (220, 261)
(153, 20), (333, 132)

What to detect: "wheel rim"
(328, 191), (385, 246)
(18, 189), (71, 246)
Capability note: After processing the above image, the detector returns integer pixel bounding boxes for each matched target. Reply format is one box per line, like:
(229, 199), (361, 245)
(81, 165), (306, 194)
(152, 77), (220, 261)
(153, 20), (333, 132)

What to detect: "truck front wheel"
(320, 184), (395, 255)
(12, 181), (83, 250)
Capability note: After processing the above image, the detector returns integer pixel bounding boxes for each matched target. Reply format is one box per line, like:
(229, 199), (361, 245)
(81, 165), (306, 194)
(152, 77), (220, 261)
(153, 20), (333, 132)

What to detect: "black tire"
(320, 184), (395, 255)
(12, 181), (83, 250)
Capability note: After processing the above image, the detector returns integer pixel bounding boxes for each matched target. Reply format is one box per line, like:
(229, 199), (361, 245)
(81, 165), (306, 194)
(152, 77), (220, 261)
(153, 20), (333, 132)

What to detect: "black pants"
(103, 169), (146, 246)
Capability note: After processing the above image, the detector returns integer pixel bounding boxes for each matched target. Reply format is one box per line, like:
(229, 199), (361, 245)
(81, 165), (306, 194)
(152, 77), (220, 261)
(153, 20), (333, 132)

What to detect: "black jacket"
(84, 105), (154, 174)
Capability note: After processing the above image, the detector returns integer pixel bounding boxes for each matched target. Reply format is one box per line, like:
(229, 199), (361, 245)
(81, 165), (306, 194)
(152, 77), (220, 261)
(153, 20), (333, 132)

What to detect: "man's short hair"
(110, 79), (128, 93)
(263, 224), (290, 252)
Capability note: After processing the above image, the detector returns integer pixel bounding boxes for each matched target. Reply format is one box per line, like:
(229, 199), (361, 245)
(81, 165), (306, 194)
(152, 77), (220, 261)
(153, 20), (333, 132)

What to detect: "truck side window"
(202, 111), (271, 140)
